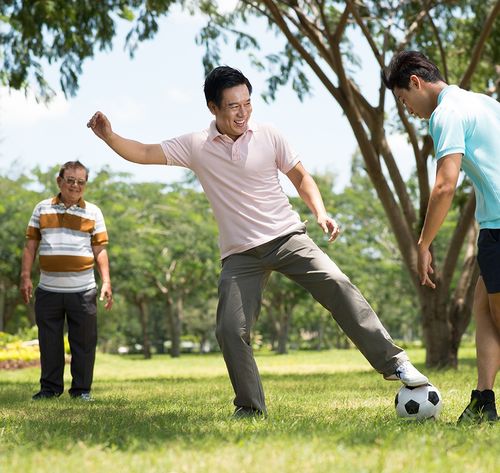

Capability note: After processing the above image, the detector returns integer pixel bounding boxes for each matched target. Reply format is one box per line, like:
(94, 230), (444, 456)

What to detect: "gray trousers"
(215, 230), (408, 413)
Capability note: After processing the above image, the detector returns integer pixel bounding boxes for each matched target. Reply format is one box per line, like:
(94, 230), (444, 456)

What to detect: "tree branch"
(440, 192), (476, 298)
(425, 10), (449, 82)
(345, 0), (384, 69)
(397, 0), (435, 52)
(379, 136), (417, 228)
(258, 0), (344, 106)
(460, 0), (500, 89)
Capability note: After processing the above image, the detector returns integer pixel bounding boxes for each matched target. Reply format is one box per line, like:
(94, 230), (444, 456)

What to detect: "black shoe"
(457, 390), (499, 423)
(233, 406), (264, 419)
(458, 390), (482, 423)
(70, 392), (94, 402)
(480, 390), (499, 422)
(32, 391), (61, 400)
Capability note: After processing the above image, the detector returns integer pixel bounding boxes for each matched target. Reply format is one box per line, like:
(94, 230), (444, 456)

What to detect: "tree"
(0, 172), (41, 331)
(193, 0), (499, 368)
(152, 182), (219, 357)
(0, 0), (179, 101)
(3, 1), (499, 367)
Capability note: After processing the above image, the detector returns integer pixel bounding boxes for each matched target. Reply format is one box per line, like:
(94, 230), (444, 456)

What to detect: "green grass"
(0, 348), (497, 473)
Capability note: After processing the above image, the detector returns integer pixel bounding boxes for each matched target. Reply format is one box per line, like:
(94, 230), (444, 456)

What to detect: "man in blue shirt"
(383, 51), (500, 423)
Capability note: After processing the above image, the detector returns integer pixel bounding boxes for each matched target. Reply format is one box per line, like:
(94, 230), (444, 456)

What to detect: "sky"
(0, 1), (415, 196)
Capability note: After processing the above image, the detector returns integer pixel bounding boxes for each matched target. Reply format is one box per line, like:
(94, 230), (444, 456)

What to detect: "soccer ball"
(395, 383), (443, 420)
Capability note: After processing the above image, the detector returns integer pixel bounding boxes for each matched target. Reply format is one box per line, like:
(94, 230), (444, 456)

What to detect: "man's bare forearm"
(105, 133), (165, 165)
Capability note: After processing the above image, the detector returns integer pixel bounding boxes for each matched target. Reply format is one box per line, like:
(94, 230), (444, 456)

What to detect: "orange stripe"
(91, 232), (109, 246)
(39, 255), (94, 272)
(26, 226), (41, 240)
(39, 213), (95, 233)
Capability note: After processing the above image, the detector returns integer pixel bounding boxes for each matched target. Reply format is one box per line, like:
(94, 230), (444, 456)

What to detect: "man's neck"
(59, 196), (80, 208)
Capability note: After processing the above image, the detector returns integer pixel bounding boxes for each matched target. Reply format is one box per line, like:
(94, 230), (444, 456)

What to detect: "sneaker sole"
(383, 374), (429, 387)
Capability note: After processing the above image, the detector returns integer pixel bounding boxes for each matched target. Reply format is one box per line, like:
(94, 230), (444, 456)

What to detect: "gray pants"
(215, 230), (408, 413)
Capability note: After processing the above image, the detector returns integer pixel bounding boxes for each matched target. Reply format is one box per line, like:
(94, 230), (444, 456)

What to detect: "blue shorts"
(477, 229), (500, 294)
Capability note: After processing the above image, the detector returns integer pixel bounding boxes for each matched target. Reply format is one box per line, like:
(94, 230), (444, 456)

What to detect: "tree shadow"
(0, 369), (474, 452)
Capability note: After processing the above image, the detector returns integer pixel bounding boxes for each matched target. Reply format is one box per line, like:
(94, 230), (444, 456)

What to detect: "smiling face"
(393, 75), (438, 120)
(208, 84), (252, 141)
(57, 166), (88, 206)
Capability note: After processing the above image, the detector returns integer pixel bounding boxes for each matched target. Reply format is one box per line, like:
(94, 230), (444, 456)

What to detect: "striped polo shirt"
(26, 194), (109, 293)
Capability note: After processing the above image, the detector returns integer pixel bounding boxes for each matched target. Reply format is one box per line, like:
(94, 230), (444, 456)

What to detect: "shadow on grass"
(0, 367), (475, 452)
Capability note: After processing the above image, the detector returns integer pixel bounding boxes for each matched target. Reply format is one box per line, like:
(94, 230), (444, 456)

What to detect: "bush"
(0, 331), (40, 368)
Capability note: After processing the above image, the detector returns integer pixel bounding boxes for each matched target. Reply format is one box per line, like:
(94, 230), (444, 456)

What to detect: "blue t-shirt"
(429, 85), (500, 229)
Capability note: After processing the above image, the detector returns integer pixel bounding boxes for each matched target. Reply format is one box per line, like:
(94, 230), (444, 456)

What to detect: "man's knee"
(489, 298), (500, 332)
(216, 277), (260, 346)
(215, 317), (250, 348)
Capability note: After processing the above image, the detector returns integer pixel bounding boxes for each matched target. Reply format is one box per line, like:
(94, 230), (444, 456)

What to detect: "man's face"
(209, 84), (252, 140)
(57, 167), (87, 204)
(394, 75), (434, 120)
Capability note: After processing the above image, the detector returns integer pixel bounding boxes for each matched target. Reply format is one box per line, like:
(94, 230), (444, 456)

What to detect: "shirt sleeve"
(160, 133), (194, 168)
(25, 204), (41, 240)
(91, 207), (109, 246)
(270, 126), (300, 173)
(430, 107), (466, 160)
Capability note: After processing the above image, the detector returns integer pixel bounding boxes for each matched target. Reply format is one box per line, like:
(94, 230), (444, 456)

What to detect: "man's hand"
(19, 276), (33, 304)
(100, 282), (113, 310)
(417, 246), (436, 289)
(318, 215), (341, 243)
(87, 111), (113, 142)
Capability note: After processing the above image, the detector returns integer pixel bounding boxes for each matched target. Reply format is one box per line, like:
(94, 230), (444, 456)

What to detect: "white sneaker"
(384, 361), (429, 387)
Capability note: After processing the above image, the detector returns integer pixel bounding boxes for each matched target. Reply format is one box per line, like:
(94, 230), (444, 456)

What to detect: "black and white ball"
(395, 383), (443, 420)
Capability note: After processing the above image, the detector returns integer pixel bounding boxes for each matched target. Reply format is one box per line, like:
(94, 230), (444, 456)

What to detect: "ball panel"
(405, 399), (420, 415)
(395, 383), (442, 420)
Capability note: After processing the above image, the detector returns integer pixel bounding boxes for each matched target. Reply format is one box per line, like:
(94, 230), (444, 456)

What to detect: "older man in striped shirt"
(20, 161), (112, 401)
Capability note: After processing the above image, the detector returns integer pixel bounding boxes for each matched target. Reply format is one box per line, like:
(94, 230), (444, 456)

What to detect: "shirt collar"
(52, 193), (86, 209)
(207, 120), (258, 141)
(437, 84), (458, 106)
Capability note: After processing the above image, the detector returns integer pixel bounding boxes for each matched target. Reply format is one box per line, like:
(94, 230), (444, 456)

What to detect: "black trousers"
(34, 287), (97, 395)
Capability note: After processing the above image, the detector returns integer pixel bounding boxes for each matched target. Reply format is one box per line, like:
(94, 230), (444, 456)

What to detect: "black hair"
(204, 66), (252, 107)
(58, 160), (89, 180)
(382, 51), (445, 90)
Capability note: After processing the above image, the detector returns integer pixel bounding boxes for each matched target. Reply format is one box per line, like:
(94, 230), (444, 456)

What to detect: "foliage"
(0, 0), (182, 101)
(189, 0), (499, 367)
(1, 349), (499, 473)
(0, 165), (436, 355)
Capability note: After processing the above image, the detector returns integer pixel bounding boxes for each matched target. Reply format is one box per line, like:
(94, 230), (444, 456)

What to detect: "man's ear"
(409, 74), (422, 90)
(207, 101), (217, 115)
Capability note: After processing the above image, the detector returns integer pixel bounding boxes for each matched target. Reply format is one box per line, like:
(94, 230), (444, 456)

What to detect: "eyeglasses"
(61, 176), (87, 186)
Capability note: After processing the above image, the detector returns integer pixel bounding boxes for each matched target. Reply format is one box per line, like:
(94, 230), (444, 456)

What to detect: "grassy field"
(0, 347), (498, 473)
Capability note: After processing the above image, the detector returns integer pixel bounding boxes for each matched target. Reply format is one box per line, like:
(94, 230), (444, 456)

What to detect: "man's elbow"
(434, 182), (456, 199)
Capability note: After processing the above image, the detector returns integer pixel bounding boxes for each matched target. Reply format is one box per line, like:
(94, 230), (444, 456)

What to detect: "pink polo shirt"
(160, 121), (303, 258)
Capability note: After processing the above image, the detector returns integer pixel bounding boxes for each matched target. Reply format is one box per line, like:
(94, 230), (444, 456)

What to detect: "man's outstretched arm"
(87, 111), (165, 165)
(286, 162), (340, 243)
(417, 153), (462, 288)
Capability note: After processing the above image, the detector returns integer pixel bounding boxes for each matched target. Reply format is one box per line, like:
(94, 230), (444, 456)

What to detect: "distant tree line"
(0, 160), (470, 358)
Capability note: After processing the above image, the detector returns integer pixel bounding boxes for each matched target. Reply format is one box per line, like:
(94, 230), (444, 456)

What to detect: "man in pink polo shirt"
(88, 66), (428, 417)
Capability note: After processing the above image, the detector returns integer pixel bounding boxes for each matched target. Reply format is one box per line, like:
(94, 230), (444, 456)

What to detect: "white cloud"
(217, 0), (239, 12)
(0, 88), (70, 126)
(165, 87), (193, 104)
(168, 1), (238, 25)
(387, 133), (416, 180)
(105, 97), (147, 123)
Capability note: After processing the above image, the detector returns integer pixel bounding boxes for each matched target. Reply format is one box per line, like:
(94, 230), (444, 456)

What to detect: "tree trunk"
(276, 309), (291, 355)
(137, 299), (151, 359)
(420, 289), (455, 367)
(449, 226), (480, 356)
(250, 0), (497, 368)
(316, 322), (324, 351)
(169, 297), (183, 358)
